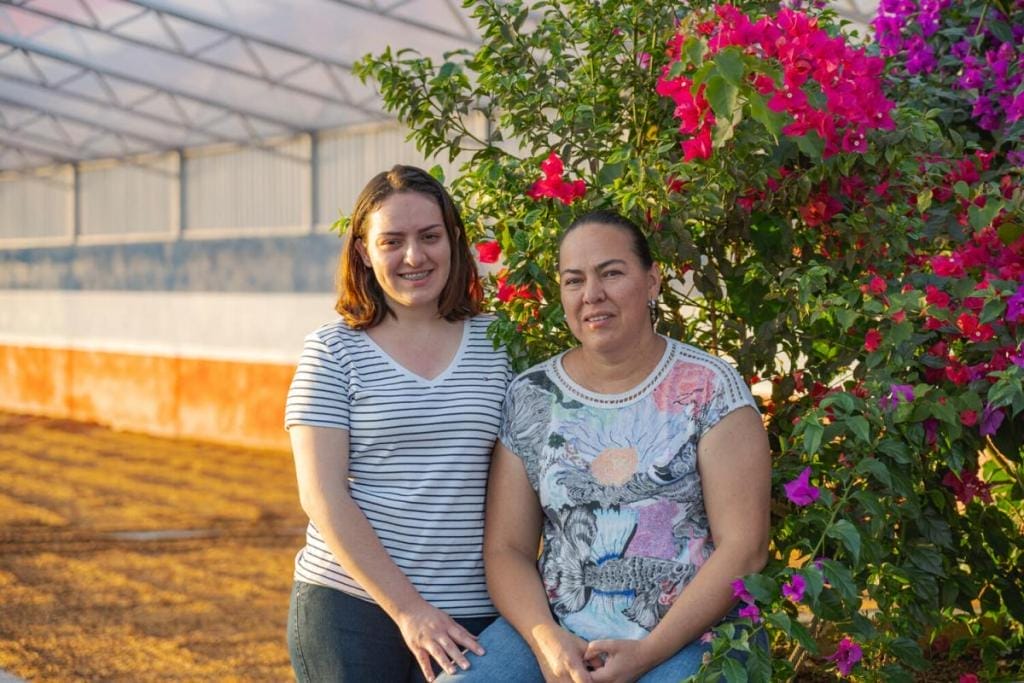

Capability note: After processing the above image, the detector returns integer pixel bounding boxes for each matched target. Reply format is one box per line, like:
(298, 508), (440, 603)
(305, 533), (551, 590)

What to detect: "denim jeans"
(435, 615), (768, 683)
(287, 580), (496, 683)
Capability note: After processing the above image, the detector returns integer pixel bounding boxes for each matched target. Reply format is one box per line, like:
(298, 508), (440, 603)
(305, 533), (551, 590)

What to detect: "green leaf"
(845, 416), (872, 445)
(714, 47), (745, 85)
(997, 219), (1024, 245)
(820, 392), (855, 413)
(747, 92), (783, 140)
(743, 574), (776, 603)
(968, 200), (1002, 230)
(827, 519), (862, 565)
(916, 188), (933, 213)
(855, 458), (892, 489)
(745, 642), (772, 682)
(789, 620), (819, 655)
(820, 560), (857, 602)
(706, 74), (739, 120)
(908, 545), (944, 576)
(427, 164), (446, 183)
(795, 132), (825, 159)
(803, 566), (824, 601)
(801, 420), (824, 455)
(722, 657), (748, 683)
(766, 611), (792, 635)
(889, 638), (927, 670)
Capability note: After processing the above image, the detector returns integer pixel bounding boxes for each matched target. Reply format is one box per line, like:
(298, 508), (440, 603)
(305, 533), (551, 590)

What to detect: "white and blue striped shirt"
(285, 315), (512, 617)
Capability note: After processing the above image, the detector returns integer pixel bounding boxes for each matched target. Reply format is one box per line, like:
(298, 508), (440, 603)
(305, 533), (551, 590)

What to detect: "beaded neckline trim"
(551, 339), (678, 407)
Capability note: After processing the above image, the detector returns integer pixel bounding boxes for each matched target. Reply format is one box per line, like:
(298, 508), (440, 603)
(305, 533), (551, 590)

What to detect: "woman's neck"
(565, 333), (666, 394)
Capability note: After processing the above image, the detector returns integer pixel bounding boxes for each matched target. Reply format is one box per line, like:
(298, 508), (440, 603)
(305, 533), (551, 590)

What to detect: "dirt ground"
(0, 412), (306, 682)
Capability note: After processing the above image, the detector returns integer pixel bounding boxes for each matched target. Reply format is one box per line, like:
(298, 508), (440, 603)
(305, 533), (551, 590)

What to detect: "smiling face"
(355, 191), (452, 314)
(559, 222), (661, 354)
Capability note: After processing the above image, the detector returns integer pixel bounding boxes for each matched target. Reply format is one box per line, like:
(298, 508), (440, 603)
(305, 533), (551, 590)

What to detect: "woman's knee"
(436, 617), (543, 682)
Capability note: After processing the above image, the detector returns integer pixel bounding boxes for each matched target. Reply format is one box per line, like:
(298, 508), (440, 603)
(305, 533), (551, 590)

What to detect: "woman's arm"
(484, 442), (595, 683)
(291, 425), (482, 680)
(585, 406), (772, 682)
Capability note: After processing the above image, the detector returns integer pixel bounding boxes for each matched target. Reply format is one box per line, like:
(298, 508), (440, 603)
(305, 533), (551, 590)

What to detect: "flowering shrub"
(874, 0), (1024, 138)
(358, 0), (1024, 678)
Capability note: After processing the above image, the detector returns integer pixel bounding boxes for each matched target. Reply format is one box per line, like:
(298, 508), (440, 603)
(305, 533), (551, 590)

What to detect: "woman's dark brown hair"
(336, 165), (482, 329)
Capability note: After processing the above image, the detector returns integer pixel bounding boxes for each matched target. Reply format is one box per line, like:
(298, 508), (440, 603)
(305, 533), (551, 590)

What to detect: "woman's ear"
(647, 263), (662, 299)
(354, 238), (372, 268)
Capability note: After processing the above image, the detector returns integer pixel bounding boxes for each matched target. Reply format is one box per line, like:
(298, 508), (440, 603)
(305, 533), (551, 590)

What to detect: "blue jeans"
(287, 581), (496, 683)
(436, 615), (767, 682)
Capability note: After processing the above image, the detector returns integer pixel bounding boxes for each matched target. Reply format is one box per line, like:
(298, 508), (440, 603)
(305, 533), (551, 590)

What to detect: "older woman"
(442, 210), (771, 682)
(286, 166), (512, 682)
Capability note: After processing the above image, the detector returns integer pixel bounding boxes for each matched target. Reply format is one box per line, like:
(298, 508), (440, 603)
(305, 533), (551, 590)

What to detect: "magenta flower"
(474, 240), (501, 264)
(738, 603), (761, 622)
(828, 637), (863, 676)
(980, 403), (1006, 437)
(731, 578), (754, 603)
(942, 468), (993, 505)
(880, 383), (915, 410)
(783, 574), (807, 603)
(784, 467), (820, 506)
(1007, 284), (1024, 322)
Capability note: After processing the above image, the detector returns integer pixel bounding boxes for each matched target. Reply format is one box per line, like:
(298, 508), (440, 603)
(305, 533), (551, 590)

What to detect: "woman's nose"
(582, 279), (606, 304)
(403, 241), (425, 265)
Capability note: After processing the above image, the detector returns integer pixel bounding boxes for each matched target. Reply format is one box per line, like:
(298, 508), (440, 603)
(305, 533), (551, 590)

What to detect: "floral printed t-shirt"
(498, 337), (758, 640)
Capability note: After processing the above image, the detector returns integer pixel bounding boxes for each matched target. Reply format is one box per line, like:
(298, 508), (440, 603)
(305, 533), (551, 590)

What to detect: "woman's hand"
(395, 600), (485, 681)
(531, 623), (596, 683)
(584, 639), (654, 683)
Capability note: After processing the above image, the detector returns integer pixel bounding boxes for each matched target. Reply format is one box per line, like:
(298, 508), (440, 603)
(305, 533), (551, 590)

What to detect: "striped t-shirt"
(285, 315), (512, 617)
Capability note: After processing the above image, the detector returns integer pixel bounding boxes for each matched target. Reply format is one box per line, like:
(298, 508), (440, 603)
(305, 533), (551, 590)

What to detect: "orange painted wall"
(0, 344), (292, 450)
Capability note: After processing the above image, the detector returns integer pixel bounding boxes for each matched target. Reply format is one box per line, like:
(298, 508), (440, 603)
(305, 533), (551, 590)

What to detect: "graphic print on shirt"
(500, 341), (756, 640)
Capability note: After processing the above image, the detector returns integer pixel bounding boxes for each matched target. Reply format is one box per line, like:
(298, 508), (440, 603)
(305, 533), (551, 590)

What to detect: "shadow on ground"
(0, 412), (305, 681)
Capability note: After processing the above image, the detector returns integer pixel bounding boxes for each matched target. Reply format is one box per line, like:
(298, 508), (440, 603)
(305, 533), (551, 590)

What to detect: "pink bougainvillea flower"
(539, 151), (563, 177)
(925, 285), (951, 309)
(738, 603), (761, 622)
(864, 329), (882, 352)
(784, 467), (820, 506)
(782, 573), (807, 603)
(474, 240), (501, 264)
(980, 403), (1006, 437)
(682, 125), (713, 162)
(863, 275), (887, 295)
(827, 638), (863, 677)
(731, 578), (754, 603)
(959, 674), (979, 683)
(960, 409), (978, 427)
(1008, 284), (1024, 322)
(496, 275), (539, 303)
(942, 468), (993, 505)
(880, 383), (914, 410)
(526, 152), (586, 205)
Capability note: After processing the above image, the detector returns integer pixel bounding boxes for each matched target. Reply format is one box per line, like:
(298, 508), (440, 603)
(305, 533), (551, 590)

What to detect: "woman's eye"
(603, 270), (623, 278)
(423, 233), (440, 242)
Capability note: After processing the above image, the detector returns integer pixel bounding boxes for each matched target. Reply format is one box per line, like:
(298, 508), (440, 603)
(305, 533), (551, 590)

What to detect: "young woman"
(441, 210), (771, 682)
(285, 166), (512, 682)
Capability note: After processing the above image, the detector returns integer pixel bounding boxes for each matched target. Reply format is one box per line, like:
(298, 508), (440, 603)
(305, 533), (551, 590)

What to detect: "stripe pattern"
(285, 315), (511, 617)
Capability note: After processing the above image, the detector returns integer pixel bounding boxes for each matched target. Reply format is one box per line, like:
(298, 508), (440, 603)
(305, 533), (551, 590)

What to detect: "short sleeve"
(284, 330), (351, 431)
(497, 380), (520, 456)
(699, 361), (758, 438)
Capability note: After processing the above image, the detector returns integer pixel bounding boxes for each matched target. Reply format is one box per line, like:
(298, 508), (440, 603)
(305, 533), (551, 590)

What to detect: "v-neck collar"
(361, 319), (471, 386)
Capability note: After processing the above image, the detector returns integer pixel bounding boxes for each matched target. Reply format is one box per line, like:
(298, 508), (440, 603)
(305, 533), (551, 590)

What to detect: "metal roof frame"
(0, 0), (881, 174)
(0, 0), (459, 172)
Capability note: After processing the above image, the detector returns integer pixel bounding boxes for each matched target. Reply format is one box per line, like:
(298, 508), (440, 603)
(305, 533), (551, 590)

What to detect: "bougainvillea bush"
(356, 0), (1024, 678)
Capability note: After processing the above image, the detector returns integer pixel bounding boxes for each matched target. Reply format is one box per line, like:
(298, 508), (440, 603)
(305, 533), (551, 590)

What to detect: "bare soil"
(0, 412), (305, 681)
